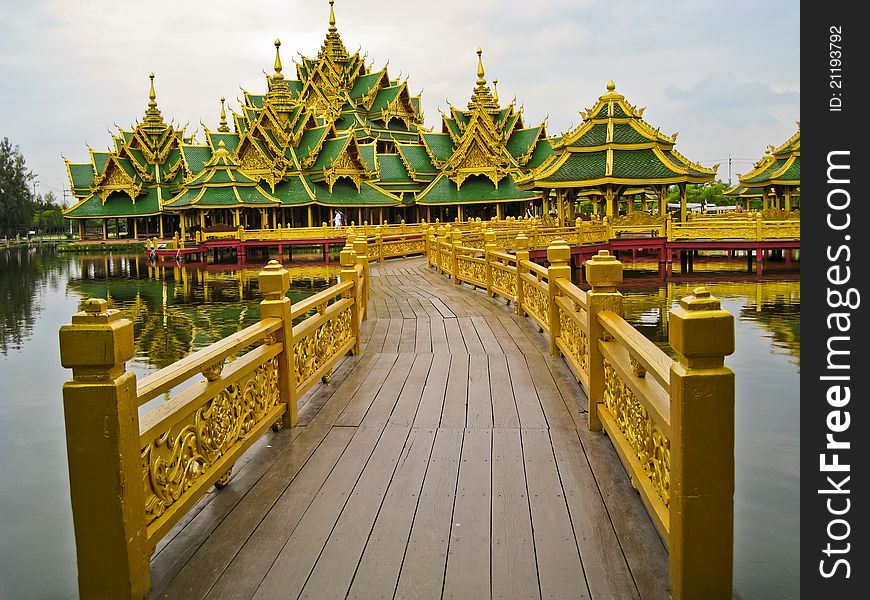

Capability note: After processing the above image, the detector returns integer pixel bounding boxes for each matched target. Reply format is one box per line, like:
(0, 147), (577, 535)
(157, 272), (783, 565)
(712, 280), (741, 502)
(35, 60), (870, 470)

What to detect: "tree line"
(0, 137), (67, 237)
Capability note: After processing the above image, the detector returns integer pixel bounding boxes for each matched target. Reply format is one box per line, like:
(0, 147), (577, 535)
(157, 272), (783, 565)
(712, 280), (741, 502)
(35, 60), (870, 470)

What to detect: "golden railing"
(426, 230), (736, 600)
(59, 237), (370, 599)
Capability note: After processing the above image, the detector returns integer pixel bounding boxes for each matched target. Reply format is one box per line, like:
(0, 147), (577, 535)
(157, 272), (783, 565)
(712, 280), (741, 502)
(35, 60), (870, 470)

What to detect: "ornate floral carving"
(521, 279), (549, 329)
(382, 239), (425, 258)
(293, 306), (353, 386)
(142, 357), (280, 525)
(458, 257), (486, 286)
(601, 359), (670, 506)
(491, 266), (516, 298)
(558, 307), (589, 376)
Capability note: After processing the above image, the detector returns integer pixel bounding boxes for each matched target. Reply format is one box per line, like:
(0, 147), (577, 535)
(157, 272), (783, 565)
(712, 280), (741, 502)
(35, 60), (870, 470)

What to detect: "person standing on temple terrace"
(333, 210), (343, 229)
(525, 202), (534, 218)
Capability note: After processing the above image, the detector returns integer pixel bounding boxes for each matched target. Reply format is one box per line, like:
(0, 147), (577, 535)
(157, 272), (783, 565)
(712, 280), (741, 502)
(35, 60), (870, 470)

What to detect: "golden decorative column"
(584, 250), (623, 430)
(451, 229), (463, 284)
(340, 245), (362, 355)
(546, 239), (571, 356)
(257, 261), (295, 428)
(484, 229), (497, 297)
(667, 287), (735, 599)
(514, 233), (529, 316)
(59, 299), (149, 599)
(353, 236), (369, 320)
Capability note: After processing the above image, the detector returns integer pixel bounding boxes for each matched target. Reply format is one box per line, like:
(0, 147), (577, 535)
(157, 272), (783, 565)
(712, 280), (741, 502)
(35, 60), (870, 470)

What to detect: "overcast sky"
(0, 0), (799, 204)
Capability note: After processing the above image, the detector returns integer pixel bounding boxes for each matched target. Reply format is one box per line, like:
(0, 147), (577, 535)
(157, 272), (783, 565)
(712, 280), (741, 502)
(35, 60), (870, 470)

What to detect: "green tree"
(666, 180), (732, 206)
(0, 137), (36, 236)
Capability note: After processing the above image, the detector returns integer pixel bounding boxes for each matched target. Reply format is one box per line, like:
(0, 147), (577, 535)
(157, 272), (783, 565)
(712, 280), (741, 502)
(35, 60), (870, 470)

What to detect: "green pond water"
(0, 247), (798, 599)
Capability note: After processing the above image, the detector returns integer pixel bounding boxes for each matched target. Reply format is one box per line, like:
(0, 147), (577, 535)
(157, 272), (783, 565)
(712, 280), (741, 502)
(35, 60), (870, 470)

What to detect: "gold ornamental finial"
(148, 72), (157, 106)
(328, 0), (337, 32)
(218, 97), (229, 132)
(215, 139), (229, 156)
(607, 80), (616, 92)
(492, 78), (499, 103)
(273, 39), (284, 80)
(476, 48), (486, 85)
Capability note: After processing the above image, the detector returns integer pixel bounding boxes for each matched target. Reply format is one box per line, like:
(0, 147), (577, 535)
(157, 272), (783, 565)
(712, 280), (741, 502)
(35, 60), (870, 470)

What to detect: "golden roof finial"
(273, 39), (284, 80)
(218, 97), (229, 132)
(148, 72), (157, 107)
(476, 48), (486, 85)
(328, 0), (337, 32)
(607, 80), (616, 92)
(216, 140), (229, 155)
(492, 78), (499, 104)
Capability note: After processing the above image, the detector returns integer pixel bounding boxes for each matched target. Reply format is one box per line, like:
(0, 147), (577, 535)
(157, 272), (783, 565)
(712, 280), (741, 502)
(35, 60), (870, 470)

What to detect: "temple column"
(679, 182), (687, 222)
(133, 219), (138, 240)
(785, 188), (792, 211)
(158, 215), (164, 238)
(199, 211), (206, 230)
(567, 190), (575, 222)
(358, 208), (363, 226)
(496, 203), (503, 220)
(458, 205), (464, 221)
(232, 209), (240, 227)
(626, 194), (634, 214)
(102, 219), (107, 240)
(659, 185), (667, 216)
(605, 186), (616, 220)
(557, 190), (565, 226)
(307, 205), (314, 227)
(180, 213), (187, 241)
(78, 220), (85, 240)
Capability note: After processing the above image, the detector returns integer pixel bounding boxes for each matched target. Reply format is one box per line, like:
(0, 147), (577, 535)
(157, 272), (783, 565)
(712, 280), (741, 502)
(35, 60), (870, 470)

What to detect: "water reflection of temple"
(66, 253), (339, 371)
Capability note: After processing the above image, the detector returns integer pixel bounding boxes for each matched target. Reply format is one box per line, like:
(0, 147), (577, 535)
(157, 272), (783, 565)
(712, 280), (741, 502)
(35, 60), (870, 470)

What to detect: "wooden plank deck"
(148, 256), (668, 600)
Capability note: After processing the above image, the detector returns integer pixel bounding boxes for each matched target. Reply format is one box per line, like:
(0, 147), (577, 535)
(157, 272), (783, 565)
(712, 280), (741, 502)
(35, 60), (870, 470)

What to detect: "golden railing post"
(451, 229), (462, 284)
(514, 233), (529, 316)
(173, 231), (180, 250)
(341, 244), (362, 355)
(603, 216), (613, 240)
(257, 260), (295, 428)
(59, 298), (149, 599)
(584, 250), (623, 431)
(755, 212), (763, 241)
(353, 236), (369, 320)
(375, 226), (384, 262)
(426, 226), (436, 266)
(546, 239), (571, 356)
(668, 287), (735, 599)
(484, 229), (497, 297)
(666, 212), (674, 241)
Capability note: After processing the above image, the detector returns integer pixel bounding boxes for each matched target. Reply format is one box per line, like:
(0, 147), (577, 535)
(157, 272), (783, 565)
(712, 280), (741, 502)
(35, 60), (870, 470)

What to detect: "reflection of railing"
(59, 237), (371, 599)
(167, 213), (798, 254)
(427, 230), (736, 599)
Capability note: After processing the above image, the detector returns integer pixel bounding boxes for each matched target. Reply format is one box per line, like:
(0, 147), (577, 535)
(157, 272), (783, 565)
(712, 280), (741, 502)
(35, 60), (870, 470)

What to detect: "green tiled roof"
(444, 118), (461, 139)
(611, 103), (630, 118)
(742, 158), (787, 184)
(92, 152), (111, 176)
(115, 157), (138, 180)
(272, 176), (315, 205)
(296, 126), (330, 162)
(417, 174), (535, 205)
(208, 133), (241, 155)
(68, 163), (95, 191)
(506, 126), (541, 158)
(778, 157), (800, 181)
(613, 149), (681, 179)
(181, 145), (213, 176)
(537, 152), (608, 183)
(247, 95), (265, 109)
(421, 133), (455, 162)
(311, 137), (351, 171)
(370, 86), (402, 113)
(410, 96), (420, 114)
(502, 113), (520, 137)
(350, 71), (382, 99)
(571, 123), (607, 147)
(65, 188), (161, 218)
(287, 80), (303, 96)
(358, 143), (376, 171)
(377, 154), (413, 183)
(524, 139), (555, 169)
(311, 180), (400, 207)
(613, 123), (649, 144)
(397, 144), (436, 174)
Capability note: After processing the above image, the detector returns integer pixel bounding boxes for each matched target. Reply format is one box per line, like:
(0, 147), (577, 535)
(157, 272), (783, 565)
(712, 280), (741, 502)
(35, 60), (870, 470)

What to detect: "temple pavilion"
(516, 81), (717, 223)
(725, 124), (800, 213)
(64, 1), (718, 239)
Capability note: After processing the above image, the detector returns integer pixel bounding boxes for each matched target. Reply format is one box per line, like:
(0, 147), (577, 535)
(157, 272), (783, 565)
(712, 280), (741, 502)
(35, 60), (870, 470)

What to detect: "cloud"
(664, 71), (799, 128)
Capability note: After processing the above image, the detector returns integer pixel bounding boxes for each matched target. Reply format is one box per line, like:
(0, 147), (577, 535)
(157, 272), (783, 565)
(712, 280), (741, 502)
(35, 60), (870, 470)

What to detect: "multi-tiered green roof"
(517, 81), (716, 220)
(64, 73), (191, 231)
(410, 49), (552, 209)
(726, 124), (800, 210)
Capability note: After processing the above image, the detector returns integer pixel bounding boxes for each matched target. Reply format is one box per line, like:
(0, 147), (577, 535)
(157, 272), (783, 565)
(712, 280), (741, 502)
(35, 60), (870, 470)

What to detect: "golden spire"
(476, 48), (486, 86)
(492, 78), (499, 104)
(142, 72), (167, 133)
(273, 39), (284, 80)
(607, 80), (616, 92)
(319, 0), (348, 61)
(148, 72), (157, 107)
(218, 97), (229, 132)
(329, 0), (336, 33)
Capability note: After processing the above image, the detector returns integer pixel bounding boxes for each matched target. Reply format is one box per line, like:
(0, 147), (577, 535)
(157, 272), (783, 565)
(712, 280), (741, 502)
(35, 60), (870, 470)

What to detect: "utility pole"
(728, 154), (732, 186)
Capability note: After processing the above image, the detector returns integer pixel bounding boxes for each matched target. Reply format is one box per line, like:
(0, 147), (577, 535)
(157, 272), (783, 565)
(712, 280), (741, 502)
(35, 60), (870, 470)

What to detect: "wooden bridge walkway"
(147, 256), (669, 600)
